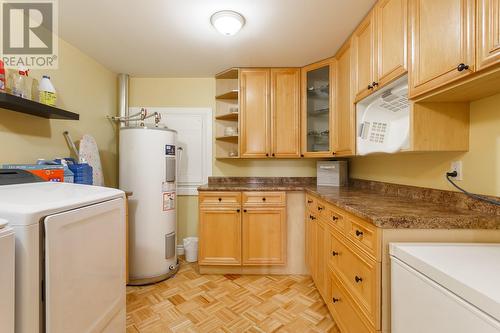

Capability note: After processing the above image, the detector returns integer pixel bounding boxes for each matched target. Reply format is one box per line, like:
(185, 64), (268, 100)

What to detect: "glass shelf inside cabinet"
(306, 66), (330, 152)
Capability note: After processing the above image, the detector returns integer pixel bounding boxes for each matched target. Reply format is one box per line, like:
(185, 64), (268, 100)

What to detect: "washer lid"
(390, 243), (500, 322)
(0, 182), (124, 226)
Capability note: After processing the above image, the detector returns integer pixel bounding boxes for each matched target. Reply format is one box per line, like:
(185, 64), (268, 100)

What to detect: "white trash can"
(183, 237), (198, 263)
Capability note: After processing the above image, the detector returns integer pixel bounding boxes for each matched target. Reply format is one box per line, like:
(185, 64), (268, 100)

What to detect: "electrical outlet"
(450, 161), (463, 181)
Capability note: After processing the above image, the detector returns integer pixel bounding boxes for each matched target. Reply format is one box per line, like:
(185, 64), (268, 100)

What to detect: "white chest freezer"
(0, 170), (126, 333)
(390, 243), (500, 333)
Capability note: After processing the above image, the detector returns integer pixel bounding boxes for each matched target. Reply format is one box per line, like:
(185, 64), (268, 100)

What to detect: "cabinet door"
(477, 0), (500, 70)
(271, 68), (301, 158)
(305, 213), (318, 276)
(376, 0), (408, 87)
(199, 207), (241, 265)
(409, 0), (475, 98)
(334, 40), (356, 157)
(242, 207), (286, 265)
(240, 69), (270, 158)
(301, 59), (335, 157)
(353, 11), (376, 102)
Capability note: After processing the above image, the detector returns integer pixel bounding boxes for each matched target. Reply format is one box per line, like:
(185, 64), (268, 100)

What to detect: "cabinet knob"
(301, 154), (305, 158)
(355, 229), (363, 237)
(309, 215), (316, 220)
(266, 153), (269, 157)
(307, 200), (313, 204)
(317, 206), (323, 211)
(237, 209), (240, 213)
(218, 198), (222, 202)
(272, 153), (275, 157)
(332, 152), (336, 156)
(457, 63), (470, 72)
(262, 197), (266, 202)
(332, 251), (339, 257)
(355, 275), (363, 283)
(332, 297), (340, 303)
(243, 209), (247, 213)
(332, 216), (339, 221)
(372, 81), (379, 87)
(367, 84), (373, 90)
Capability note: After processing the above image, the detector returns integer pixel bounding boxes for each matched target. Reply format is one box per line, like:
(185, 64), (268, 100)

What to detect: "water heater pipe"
(118, 74), (130, 127)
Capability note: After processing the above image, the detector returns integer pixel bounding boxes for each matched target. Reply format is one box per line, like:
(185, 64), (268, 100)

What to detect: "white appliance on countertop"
(120, 125), (179, 285)
(356, 75), (410, 155)
(0, 169), (126, 333)
(390, 243), (500, 333)
(0, 218), (15, 333)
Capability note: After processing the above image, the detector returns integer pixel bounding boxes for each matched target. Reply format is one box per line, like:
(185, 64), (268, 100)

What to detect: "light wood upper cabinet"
(409, 0), (475, 99)
(199, 207), (241, 266)
(477, 0), (500, 70)
(242, 207), (287, 265)
(301, 59), (335, 157)
(240, 69), (271, 158)
(334, 40), (356, 157)
(353, 11), (376, 102)
(376, 0), (408, 87)
(271, 68), (301, 158)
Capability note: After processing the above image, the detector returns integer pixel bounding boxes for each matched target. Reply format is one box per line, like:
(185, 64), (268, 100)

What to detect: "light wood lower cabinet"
(242, 207), (286, 265)
(199, 191), (286, 267)
(306, 193), (381, 333)
(199, 207), (242, 266)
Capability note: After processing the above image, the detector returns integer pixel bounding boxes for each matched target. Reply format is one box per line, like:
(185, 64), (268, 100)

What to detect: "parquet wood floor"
(126, 260), (340, 333)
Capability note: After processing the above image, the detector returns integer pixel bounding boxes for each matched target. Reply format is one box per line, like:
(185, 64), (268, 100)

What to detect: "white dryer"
(0, 218), (15, 333)
(0, 170), (126, 333)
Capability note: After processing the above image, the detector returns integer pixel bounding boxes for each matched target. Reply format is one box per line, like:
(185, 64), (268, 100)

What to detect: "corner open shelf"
(215, 68), (240, 159)
(0, 92), (79, 120)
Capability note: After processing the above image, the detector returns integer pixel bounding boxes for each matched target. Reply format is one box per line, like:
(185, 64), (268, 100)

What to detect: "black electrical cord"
(446, 171), (500, 206)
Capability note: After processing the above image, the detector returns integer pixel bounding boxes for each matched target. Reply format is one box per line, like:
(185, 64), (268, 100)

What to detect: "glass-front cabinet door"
(301, 59), (334, 157)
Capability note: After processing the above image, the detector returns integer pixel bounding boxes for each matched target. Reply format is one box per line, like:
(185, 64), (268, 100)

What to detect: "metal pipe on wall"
(118, 74), (130, 127)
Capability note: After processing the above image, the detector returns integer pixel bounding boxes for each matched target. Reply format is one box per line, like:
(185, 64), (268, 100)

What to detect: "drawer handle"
(332, 251), (339, 257)
(309, 215), (316, 220)
(332, 297), (340, 303)
(355, 275), (363, 283)
(237, 209), (240, 213)
(307, 200), (313, 204)
(355, 229), (364, 237)
(262, 197), (266, 202)
(218, 198), (222, 202)
(457, 63), (470, 72)
(317, 206), (324, 211)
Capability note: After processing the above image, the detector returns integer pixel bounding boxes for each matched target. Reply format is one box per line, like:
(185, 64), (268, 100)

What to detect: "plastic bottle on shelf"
(0, 60), (6, 92)
(12, 67), (29, 98)
(39, 75), (57, 106)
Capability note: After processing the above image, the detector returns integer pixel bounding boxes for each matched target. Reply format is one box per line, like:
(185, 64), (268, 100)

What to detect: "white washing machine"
(0, 170), (126, 333)
(0, 218), (15, 333)
(391, 243), (500, 333)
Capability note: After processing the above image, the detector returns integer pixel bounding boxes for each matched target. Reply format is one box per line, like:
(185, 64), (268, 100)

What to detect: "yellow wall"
(350, 93), (500, 197)
(0, 39), (118, 186)
(129, 77), (316, 243)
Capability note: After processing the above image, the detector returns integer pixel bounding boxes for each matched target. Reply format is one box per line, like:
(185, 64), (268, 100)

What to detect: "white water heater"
(119, 126), (178, 285)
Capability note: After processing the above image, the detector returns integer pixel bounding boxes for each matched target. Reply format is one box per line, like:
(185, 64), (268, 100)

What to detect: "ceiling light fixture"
(210, 10), (245, 36)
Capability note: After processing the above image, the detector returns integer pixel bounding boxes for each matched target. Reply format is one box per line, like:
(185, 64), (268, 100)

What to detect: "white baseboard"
(176, 244), (185, 255)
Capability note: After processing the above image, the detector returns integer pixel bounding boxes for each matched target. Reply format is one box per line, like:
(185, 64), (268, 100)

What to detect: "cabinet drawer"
(345, 216), (379, 260)
(328, 269), (376, 333)
(329, 230), (380, 328)
(323, 204), (346, 234)
(243, 192), (285, 206)
(199, 192), (241, 206)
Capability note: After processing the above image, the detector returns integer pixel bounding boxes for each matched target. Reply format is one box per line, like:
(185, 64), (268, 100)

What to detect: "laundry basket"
(183, 237), (198, 263)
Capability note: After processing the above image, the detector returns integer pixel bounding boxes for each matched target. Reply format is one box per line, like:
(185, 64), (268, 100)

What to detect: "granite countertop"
(198, 177), (500, 230)
(307, 186), (500, 230)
